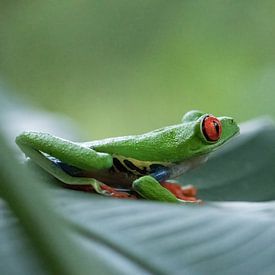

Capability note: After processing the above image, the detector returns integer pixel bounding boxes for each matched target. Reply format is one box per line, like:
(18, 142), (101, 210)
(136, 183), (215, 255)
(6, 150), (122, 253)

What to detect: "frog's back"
(83, 123), (194, 163)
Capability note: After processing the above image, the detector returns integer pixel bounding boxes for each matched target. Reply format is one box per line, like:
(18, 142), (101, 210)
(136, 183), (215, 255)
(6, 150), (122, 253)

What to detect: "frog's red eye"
(202, 115), (222, 142)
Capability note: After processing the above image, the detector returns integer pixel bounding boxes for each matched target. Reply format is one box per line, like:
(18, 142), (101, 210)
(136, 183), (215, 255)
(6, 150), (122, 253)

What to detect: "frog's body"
(57, 153), (207, 189)
(16, 110), (239, 203)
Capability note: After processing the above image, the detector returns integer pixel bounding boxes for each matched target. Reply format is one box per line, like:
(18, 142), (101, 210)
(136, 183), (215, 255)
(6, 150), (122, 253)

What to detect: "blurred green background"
(0, 1), (274, 139)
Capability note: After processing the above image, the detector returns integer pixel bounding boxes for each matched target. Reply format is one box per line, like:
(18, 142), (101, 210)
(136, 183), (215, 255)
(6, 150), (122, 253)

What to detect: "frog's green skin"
(16, 110), (239, 203)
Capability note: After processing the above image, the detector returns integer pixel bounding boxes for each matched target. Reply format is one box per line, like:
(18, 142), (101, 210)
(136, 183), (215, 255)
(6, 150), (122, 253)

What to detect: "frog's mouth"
(219, 117), (240, 143)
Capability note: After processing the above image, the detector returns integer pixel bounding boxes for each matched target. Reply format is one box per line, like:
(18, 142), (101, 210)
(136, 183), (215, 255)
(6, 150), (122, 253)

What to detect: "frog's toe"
(162, 182), (201, 202)
(101, 185), (138, 199)
(180, 184), (197, 197)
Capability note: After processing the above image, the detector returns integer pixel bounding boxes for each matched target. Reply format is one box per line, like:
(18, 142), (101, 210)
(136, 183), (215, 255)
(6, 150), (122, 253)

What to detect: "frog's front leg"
(133, 176), (200, 203)
(133, 176), (179, 203)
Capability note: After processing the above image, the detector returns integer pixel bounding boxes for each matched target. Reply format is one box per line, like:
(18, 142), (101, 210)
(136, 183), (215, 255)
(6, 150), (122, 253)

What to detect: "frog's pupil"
(213, 121), (219, 134)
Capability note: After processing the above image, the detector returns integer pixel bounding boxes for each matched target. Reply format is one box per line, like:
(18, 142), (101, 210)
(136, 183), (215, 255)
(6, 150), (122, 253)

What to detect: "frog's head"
(179, 110), (240, 160)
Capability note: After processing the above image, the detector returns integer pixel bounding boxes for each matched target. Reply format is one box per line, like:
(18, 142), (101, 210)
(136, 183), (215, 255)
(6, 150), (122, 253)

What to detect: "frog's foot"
(65, 183), (137, 199)
(162, 182), (201, 202)
(101, 185), (137, 199)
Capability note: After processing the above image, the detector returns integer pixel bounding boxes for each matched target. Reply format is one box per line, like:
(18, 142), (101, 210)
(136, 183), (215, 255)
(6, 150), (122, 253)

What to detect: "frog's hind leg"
(18, 141), (136, 198)
(15, 132), (114, 196)
(16, 132), (113, 171)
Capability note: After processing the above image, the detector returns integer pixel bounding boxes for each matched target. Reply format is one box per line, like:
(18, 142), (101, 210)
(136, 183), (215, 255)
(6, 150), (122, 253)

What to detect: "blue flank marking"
(151, 168), (170, 182)
(50, 158), (82, 176)
(50, 156), (171, 182)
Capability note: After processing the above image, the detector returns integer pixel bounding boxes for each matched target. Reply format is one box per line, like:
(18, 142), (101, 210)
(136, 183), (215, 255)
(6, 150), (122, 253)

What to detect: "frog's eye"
(201, 115), (222, 142)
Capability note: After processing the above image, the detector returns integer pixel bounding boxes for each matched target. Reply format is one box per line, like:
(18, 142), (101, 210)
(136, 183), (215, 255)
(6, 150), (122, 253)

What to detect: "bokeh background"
(1, 1), (274, 139)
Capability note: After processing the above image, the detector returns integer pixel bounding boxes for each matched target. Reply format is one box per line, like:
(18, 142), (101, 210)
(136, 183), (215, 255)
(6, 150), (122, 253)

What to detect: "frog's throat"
(169, 155), (208, 178)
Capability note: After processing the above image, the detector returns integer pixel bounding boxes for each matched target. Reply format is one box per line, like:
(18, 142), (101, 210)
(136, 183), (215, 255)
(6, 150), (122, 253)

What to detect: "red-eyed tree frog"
(16, 110), (239, 203)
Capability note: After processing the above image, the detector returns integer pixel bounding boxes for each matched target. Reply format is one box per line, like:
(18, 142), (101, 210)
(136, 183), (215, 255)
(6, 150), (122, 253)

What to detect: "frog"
(15, 110), (239, 203)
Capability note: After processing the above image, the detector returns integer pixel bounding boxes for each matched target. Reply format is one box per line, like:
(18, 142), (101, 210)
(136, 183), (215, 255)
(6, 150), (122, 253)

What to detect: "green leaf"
(1, 100), (275, 274)
(57, 193), (275, 275)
